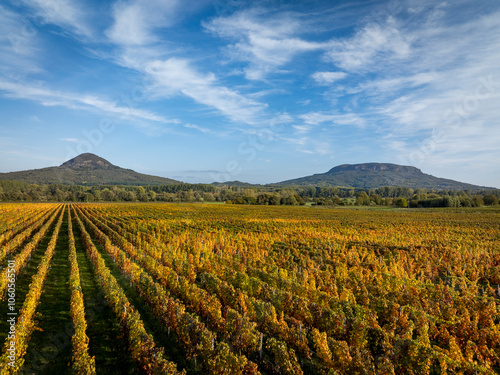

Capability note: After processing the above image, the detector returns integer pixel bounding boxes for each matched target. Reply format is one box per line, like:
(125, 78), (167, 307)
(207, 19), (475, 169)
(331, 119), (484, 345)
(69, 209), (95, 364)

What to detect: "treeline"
(0, 180), (499, 207)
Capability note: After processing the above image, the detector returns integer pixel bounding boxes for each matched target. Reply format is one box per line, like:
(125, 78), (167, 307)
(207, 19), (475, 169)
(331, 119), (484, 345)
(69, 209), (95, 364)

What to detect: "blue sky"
(0, 0), (499, 187)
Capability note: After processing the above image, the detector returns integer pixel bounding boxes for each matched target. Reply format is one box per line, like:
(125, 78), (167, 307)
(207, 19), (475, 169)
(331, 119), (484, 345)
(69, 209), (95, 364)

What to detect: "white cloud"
(325, 18), (411, 72)
(375, 12), (500, 135)
(292, 125), (312, 134)
(312, 71), (347, 85)
(105, 2), (268, 126)
(368, 9), (500, 185)
(106, 0), (180, 46)
(205, 9), (326, 80)
(145, 58), (267, 124)
(0, 80), (178, 123)
(298, 5), (500, 184)
(19, 0), (92, 38)
(282, 135), (332, 155)
(0, 5), (41, 76)
(184, 123), (212, 134)
(299, 112), (366, 127)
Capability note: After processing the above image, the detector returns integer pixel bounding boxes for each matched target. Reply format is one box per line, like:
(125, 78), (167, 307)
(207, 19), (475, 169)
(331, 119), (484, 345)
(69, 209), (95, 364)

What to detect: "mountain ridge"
(0, 153), (180, 186)
(277, 162), (494, 190)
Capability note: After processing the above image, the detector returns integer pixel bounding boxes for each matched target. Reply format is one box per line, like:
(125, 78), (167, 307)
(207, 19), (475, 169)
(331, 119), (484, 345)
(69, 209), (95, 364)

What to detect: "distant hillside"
(211, 180), (257, 187)
(0, 153), (180, 186)
(277, 163), (493, 190)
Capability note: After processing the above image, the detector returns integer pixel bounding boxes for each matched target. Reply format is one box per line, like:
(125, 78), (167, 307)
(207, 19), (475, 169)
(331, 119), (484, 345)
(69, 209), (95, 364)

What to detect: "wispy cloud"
(324, 17), (410, 72)
(374, 11), (500, 135)
(282, 135), (333, 155)
(312, 71), (347, 85)
(299, 112), (366, 128)
(0, 5), (41, 75)
(0, 80), (179, 123)
(105, 1), (268, 126)
(19, 0), (92, 38)
(59, 137), (81, 143)
(106, 0), (180, 45)
(336, 7), (500, 184)
(204, 8), (326, 80)
(343, 72), (438, 97)
(184, 123), (212, 134)
(145, 58), (267, 124)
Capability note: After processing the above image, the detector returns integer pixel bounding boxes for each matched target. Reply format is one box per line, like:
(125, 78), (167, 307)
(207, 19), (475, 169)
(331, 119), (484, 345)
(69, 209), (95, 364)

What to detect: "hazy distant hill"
(211, 180), (257, 187)
(277, 163), (493, 190)
(0, 153), (180, 186)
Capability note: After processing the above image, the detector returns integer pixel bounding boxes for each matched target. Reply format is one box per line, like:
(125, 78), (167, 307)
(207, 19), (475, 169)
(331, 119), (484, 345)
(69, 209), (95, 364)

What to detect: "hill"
(0, 153), (180, 186)
(211, 180), (258, 187)
(277, 162), (493, 190)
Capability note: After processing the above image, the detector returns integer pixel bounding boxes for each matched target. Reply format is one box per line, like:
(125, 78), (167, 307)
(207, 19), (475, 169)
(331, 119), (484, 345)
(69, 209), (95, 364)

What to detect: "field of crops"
(0, 203), (499, 374)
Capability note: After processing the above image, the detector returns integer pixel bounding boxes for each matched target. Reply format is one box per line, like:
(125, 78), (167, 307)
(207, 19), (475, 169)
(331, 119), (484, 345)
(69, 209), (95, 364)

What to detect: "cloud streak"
(0, 80), (178, 123)
(19, 0), (93, 38)
(0, 5), (41, 76)
(145, 58), (267, 124)
(106, 0), (181, 45)
(205, 9), (327, 80)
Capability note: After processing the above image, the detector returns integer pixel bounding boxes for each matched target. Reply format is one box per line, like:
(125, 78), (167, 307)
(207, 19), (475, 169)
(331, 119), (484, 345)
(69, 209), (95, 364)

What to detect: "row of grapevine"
(85, 205), (370, 370)
(0, 207), (64, 373)
(74, 205), (260, 374)
(0, 204), (60, 265)
(80, 205), (314, 373)
(81, 206), (348, 368)
(0, 205), (63, 299)
(67, 206), (96, 374)
(0, 204), (47, 233)
(0, 204), (54, 247)
(71, 206), (184, 375)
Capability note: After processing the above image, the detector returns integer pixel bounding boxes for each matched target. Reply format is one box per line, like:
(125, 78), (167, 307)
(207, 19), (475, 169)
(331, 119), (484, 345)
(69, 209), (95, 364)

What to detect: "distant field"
(0, 203), (499, 374)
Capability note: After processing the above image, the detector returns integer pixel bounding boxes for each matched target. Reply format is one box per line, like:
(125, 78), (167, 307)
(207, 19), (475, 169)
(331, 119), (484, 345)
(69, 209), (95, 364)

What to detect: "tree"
(294, 195), (305, 205)
(483, 194), (499, 206)
(269, 195), (280, 205)
(370, 194), (383, 205)
(472, 195), (484, 207)
(100, 188), (115, 201)
(283, 195), (298, 206)
(395, 198), (408, 208)
(356, 192), (370, 205)
(123, 191), (137, 202)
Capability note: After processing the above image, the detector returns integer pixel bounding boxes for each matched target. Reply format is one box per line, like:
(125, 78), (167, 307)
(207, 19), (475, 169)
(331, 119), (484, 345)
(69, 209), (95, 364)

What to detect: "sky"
(0, 0), (499, 187)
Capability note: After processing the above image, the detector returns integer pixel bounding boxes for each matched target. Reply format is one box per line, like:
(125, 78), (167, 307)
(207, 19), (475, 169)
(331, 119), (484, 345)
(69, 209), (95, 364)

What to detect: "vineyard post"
(259, 333), (263, 360)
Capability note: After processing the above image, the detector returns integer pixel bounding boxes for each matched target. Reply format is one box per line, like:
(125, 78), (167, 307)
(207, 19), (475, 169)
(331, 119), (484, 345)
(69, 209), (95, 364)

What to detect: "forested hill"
(0, 153), (180, 186)
(277, 163), (493, 190)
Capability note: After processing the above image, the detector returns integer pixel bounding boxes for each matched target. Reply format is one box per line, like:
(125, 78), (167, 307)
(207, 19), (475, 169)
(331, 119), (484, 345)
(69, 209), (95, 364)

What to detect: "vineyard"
(0, 203), (499, 374)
